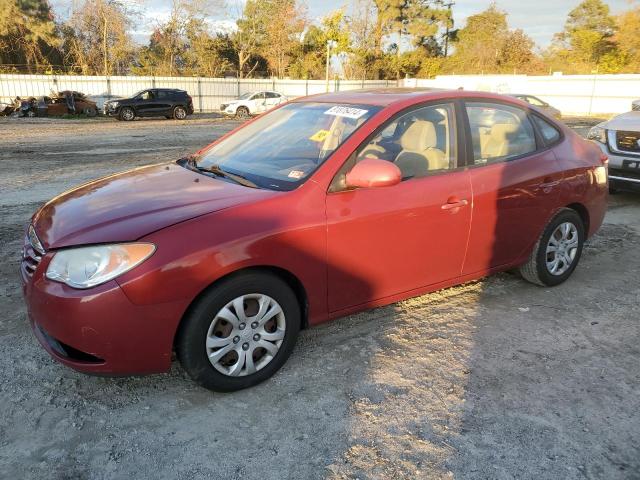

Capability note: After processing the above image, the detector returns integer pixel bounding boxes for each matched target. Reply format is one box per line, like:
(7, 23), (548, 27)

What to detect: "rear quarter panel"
(553, 128), (608, 238)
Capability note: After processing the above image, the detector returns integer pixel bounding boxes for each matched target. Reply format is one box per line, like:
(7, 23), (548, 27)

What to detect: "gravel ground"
(0, 115), (638, 480)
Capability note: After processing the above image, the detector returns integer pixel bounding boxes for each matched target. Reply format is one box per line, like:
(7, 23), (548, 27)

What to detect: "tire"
(119, 107), (135, 121)
(236, 106), (250, 119)
(172, 105), (187, 120)
(519, 208), (585, 287)
(176, 272), (301, 392)
(83, 106), (97, 117)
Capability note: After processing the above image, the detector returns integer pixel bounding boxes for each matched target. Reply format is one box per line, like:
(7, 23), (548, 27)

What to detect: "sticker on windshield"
(309, 129), (330, 142)
(324, 106), (369, 119)
(288, 170), (306, 179)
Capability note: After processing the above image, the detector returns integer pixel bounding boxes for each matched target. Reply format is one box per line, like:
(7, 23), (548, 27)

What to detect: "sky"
(51, 0), (635, 48)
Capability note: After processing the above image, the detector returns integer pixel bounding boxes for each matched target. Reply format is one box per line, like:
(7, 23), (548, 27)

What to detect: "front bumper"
(22, 257), (185, 375)
(103, 104), (120, 116)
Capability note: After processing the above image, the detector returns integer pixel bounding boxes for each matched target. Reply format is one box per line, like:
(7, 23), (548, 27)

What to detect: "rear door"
(326, 102), (472, 312)
(155, 90), (174, 115)
(461, 101), (564, 275)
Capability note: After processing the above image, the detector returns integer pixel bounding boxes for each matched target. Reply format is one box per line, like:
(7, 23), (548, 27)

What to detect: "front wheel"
(519, 208), (585, 287)
(236, 106), (250, 119)
(119, 107), (135, 121)
(176, 272), (301, 392)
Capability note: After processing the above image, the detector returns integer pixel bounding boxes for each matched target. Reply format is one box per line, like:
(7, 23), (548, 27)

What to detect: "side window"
(355, 103), (457, 180)
(532, 115), (561, 144)
(252, 92), (266, 100)
(266, 92), (280, 99)
(141, 90), (155, 100)
(527, 96), (546, 107)
(465, 103), (536, 164)
(157, 90), (170, 99)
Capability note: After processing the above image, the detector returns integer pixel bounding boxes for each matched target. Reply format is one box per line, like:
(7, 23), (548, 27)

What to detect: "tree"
(612, 5), (640, 72)
(546, 0), (617, 72)
(0, 0), (60, 72)
(446, 4), (541, 74)
(289, 10), (350, 79)
(342, 0), (378, 80)
(62, 0), (136, 75)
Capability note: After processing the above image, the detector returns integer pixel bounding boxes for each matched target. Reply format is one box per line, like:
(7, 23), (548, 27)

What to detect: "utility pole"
(325, 41), (331, 93)
(443, 1), (455, 57)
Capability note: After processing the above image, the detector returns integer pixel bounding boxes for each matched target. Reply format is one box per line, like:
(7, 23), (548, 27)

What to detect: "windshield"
(238, 92), (253, 100)
(196, 102), (380, 190)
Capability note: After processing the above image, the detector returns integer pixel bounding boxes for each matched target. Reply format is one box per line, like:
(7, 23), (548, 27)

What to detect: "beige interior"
(395, 120), (448, 178)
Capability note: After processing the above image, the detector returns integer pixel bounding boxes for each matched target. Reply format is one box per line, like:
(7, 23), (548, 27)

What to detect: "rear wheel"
(176, 272), (300, 392)
(172, 105), (187, 120)
(83, 106), (97, 117)
(119, 107), (135, 121)
(519, 208), (584, 287)
(236, 106), (250, 119)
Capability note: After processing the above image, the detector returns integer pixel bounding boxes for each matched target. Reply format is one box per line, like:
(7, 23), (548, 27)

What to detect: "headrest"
(400, 121), (437, 151)
(490, 123), (520, 141)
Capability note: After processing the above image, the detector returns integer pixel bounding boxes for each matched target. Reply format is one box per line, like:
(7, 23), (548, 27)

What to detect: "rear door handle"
(441, 199), (469, 210)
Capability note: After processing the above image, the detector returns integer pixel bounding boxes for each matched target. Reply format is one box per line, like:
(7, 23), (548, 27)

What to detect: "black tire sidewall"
(535, 209), (585, 286)
(176, 273), (301, 392)
(236, 107), (249, 119)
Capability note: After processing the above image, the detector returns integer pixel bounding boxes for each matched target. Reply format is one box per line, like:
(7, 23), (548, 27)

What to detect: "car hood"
(32, 163), (276, 249)
(602, 111), (640, 131)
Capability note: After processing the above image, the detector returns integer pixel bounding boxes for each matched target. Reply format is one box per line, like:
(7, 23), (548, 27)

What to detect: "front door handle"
(441, 198), (469, 210)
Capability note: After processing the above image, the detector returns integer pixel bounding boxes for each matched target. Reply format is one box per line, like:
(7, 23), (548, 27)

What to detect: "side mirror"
(345, 158), (402, 189)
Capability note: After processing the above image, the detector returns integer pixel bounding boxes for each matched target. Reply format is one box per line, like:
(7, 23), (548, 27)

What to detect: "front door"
(135, 90), (156, 116)
(325, 102), (472, 313)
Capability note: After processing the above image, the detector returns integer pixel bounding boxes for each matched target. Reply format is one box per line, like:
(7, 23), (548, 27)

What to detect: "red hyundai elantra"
(21, 89), (608, 391)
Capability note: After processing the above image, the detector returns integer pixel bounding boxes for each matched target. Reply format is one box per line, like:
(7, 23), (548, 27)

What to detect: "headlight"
(46, 243), (155, 289)
(587, 124), (606, 143)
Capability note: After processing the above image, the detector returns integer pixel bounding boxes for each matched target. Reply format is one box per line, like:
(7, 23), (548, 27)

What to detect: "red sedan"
(21, 89), (608, 391)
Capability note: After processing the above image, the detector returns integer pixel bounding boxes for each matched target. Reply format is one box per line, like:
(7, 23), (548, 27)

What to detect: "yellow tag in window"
(309, 129), (330, 142)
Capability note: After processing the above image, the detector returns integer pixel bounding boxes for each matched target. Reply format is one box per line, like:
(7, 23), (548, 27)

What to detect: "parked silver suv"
(588, 111), (640, 191)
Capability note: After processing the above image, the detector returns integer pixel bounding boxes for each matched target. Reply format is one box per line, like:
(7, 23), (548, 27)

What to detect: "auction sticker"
(324, 106), (368, 119)
(309, 129), (330, 142)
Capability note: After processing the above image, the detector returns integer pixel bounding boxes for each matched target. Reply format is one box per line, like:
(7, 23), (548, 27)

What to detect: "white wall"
(3, 73), (639, 116)
(407, 74), (640, 116)
(0, 74), (394, 112)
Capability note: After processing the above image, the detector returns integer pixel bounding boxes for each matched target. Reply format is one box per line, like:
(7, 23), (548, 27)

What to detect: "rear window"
(532, 115), (561, 144)
(466, 102), (537, 164)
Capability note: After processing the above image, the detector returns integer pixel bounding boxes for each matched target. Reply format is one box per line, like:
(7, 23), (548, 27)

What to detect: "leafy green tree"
(546, 0), (617, 73)
(0, 0), (60, 71)
(446, 4), (541, 74)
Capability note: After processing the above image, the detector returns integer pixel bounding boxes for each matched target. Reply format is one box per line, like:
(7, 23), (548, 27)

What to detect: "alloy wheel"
(174, 107), (186, 119)
(546, 222), (579, 276)
(205, 294), (286, 377)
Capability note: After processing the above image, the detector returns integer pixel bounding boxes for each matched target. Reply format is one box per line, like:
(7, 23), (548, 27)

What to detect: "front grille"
(610, 167), (640, 181)
(615, 130), (640, 153)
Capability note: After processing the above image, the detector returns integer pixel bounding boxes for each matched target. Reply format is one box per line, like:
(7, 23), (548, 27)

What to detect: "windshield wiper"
(187, 158), (259, 189)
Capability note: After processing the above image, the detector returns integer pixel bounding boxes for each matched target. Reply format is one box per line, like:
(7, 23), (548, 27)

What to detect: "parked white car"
(588, 111), (640, 192)
(220, 91), (287, 119)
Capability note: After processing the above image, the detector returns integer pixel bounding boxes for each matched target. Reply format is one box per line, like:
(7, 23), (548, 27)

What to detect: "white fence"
(2, 73), (639, 116)
(0, 75), (395, 112)
(408, 74), (640, 116)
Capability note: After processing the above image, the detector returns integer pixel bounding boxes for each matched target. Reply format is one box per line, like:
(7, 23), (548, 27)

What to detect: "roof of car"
(293, 88), (520, 107)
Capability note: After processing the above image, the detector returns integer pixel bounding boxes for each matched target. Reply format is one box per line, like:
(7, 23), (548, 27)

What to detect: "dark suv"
(104, 89), (194, 121)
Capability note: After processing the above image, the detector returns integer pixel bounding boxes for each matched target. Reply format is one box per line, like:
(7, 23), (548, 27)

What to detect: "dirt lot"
(1, 115), (638, 480)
